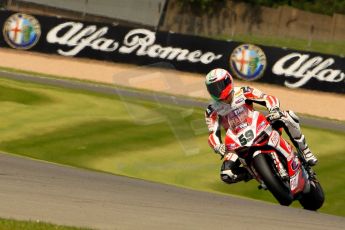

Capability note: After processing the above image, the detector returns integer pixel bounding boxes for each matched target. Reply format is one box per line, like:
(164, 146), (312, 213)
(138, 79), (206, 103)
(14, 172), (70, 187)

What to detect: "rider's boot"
(302, 146), (318, 166)
(295, 135), (318, 166)
(280, 111), (318, 166)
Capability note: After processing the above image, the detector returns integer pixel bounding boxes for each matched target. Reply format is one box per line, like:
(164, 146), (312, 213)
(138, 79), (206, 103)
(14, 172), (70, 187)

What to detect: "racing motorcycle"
(224, 105), (324, 210)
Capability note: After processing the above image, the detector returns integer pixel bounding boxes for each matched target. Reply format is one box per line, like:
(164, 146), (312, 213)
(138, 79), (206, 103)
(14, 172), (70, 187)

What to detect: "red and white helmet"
(205, 68), (234, 101)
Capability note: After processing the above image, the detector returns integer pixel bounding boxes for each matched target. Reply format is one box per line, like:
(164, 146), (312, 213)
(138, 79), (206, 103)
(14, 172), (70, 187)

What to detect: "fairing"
(224, 105), (308, 196)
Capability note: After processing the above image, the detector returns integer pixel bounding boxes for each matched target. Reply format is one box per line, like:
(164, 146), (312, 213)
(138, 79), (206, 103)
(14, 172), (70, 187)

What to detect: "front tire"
(253, 154), (293, 206)
(299, 180), (325, 211)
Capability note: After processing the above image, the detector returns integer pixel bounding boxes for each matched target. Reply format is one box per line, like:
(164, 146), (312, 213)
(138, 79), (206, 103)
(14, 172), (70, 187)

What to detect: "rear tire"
(299, 180), (325, 211)
(253, 154), (293, 206)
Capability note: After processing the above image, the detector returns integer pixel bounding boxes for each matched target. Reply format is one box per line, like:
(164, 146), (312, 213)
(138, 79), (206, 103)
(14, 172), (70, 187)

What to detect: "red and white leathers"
(205, 86), (317, 184)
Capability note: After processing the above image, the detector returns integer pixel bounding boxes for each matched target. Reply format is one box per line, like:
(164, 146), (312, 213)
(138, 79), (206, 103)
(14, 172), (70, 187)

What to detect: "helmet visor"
(207, 76), (232, 99)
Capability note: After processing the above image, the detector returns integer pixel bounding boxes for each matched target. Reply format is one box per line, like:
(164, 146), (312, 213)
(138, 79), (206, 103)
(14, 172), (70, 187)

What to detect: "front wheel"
(299, 180), (325, 211)
(253, 154), (293, 206)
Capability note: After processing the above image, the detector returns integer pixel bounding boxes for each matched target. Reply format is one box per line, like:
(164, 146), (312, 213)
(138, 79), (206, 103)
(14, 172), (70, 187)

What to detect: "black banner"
(0, 10), (344, 94)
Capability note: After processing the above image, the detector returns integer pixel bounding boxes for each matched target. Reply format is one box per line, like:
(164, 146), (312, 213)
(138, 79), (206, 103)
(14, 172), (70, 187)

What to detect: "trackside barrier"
(0, 10), (344, 94)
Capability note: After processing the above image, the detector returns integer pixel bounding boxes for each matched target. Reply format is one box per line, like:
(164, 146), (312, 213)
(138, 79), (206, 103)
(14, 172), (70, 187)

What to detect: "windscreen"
(227, 105), (250, 132)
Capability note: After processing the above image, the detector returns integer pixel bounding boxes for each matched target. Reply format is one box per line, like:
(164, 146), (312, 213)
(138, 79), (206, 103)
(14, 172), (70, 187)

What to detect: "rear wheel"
(299, 180), (325, 211)
(253, 154), (293, 206)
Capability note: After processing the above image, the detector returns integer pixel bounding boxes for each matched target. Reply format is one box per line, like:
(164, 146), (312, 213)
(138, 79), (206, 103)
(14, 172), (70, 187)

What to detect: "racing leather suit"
(205, 86), (312, 184)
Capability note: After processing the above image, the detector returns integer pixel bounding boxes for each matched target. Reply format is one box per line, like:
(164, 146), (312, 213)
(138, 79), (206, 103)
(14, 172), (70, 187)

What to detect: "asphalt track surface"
(1, 153), (344, 230)
(0, 70), (345, 229)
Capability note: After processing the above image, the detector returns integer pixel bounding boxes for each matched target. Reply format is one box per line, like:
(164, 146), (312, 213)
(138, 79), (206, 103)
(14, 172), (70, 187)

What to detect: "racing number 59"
(239, 130), (254, 146)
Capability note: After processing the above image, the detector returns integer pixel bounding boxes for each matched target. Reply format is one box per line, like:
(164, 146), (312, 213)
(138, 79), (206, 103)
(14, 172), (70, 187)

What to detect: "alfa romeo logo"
(3, 13), (41, 50)
(230, 44), (267, 81)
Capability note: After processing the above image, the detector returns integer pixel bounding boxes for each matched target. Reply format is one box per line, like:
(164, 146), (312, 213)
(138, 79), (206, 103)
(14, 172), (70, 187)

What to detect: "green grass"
(0, 77), (344, 217)
(0, 84), (52, 105)
(0, 218), (92, 230)
(215, 34), (345, 56)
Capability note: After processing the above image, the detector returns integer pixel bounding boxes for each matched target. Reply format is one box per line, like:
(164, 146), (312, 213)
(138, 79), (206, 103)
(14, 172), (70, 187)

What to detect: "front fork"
(270, 151), (289, 180)
(238, 157), (264, 187)
(248, 150), (288, 181)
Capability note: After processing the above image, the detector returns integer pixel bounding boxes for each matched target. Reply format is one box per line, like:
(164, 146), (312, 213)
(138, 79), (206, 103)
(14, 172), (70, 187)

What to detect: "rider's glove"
(267, 107), (283, 121)
(214, 144), (227, 156)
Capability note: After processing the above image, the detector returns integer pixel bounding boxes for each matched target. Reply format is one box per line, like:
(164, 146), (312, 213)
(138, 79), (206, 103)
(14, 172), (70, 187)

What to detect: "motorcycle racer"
(204, 68), (318, 184)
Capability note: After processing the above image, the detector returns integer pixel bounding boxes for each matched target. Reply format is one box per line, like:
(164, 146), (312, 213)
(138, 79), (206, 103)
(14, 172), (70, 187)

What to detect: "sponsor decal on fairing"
(257, 120), (267, 133)
(291, 156), (300, 171)
(269, 130), (280, 147)
(3, 13), (41, 49)
(290, 172), (299, 191)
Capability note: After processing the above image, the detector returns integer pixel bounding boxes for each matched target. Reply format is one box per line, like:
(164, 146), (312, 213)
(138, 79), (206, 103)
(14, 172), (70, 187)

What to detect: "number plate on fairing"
(238, 128), (255, 146)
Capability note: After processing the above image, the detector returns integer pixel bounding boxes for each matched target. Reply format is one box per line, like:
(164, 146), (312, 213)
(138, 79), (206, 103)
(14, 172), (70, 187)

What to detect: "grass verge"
(0, 77), (344, 217)
(0, 218), (92, 230)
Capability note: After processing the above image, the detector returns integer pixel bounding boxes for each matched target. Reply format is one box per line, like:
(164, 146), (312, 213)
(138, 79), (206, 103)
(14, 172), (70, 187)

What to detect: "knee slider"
(220, 170), (237, 184)
(220, 158), (240, 184)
